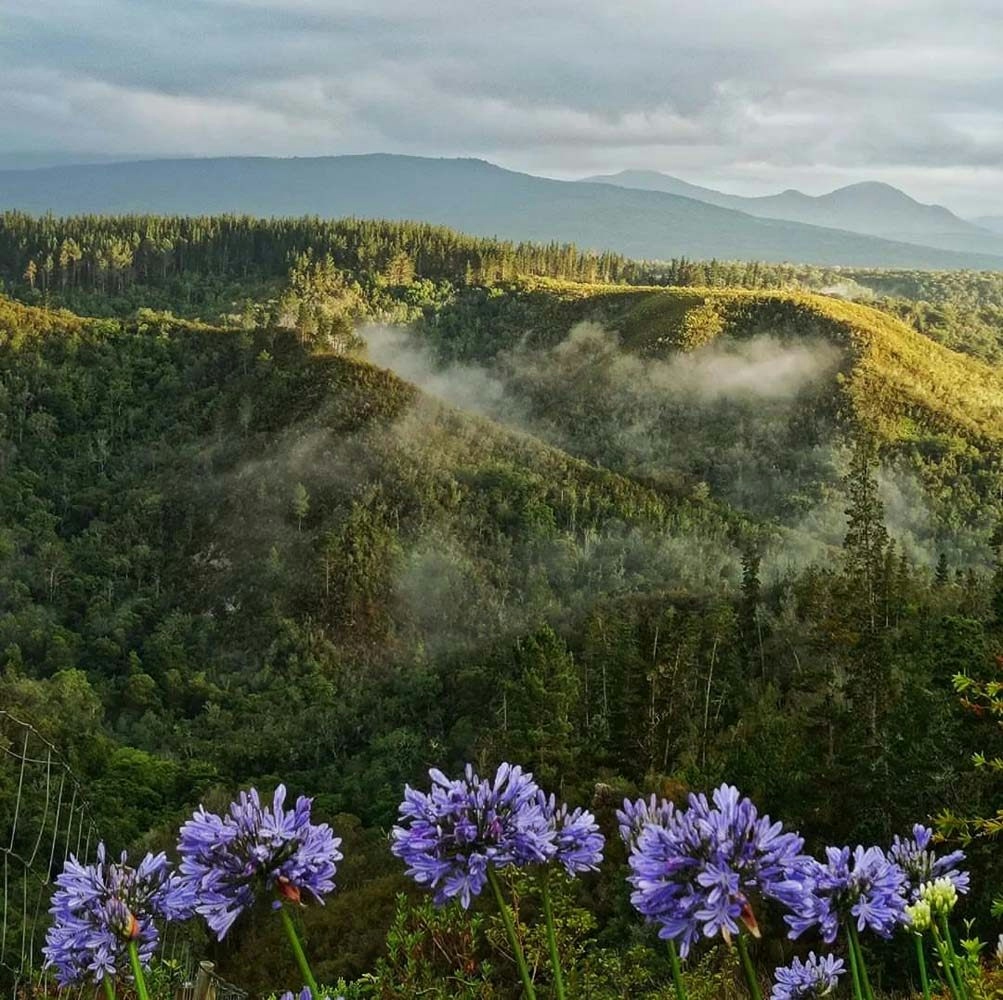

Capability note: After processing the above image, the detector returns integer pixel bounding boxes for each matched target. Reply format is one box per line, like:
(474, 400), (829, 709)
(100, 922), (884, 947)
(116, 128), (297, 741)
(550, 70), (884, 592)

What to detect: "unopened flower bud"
(905, 899), (931, 932)
(919, 876), (958, 915)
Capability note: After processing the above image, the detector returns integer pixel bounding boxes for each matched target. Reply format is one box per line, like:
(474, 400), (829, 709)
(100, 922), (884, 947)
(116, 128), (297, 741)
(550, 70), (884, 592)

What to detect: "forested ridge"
(5, 211), (1003, 363)
(2, 215), (1003, 997)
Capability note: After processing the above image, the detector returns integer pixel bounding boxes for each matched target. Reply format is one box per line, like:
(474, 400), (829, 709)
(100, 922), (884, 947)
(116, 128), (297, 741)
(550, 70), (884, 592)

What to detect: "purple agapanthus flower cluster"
(391, 763), (556, 908)
(616, 794), (676, 849)
(178, 785), (342, 939)
(888, 824), (969, 902)
(43, 844), (192, 986)
(778, 846), (907, 943)
(771, 952), (845, 1000)
(627, 784), (806, 957)
(392, 765), (605, 911)
(538, 792), (605, 875)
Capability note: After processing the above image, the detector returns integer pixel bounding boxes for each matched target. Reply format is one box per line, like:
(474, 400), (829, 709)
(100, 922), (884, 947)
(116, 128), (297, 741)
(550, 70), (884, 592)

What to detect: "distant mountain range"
(972, 216), (1003, 236)
(0, 152), (154, 171)
(582, 169), (1003, 257)
(3, 154), (1003, 270)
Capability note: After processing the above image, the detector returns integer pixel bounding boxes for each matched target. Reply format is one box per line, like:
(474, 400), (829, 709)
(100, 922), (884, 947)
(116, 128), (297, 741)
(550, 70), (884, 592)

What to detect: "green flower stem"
(666, 939), (689, 1000)
(914, 933), (932, 1000)
(486, 866), (537, 1000)
(127, 941), (151, 1000)
(939, 916), (969, 1000)
(279, 905), (320, 996)
(102, 976), (117, 1000)
(931, 925), (964, 1000)
(846, 926), (865, 1000)
(848, 923), (875, 1000)
(540, 869), (566, 1000)
(736, 932), (763, 1000)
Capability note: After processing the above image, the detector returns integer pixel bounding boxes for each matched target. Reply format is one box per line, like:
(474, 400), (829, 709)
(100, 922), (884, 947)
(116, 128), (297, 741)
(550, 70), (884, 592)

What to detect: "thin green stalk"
(848, 923), (875, 1000)
(279, 905), (320, 996)
(940, 915), (969, 1000)
(938, 943), (963, 1000)
(846, 927), (865, 1000)
(931, 925), (964, 1000)
(127, 940), (151, 1000)
(914, 933), (932, 1000)
(486, 866), (537, 1000)
(102, 976), (117, 1000)
(934, 914), (966, 998)
(666, 939), (689, 1000)
(540, 869), (565, 1000)
(736, 933), (763, 1000)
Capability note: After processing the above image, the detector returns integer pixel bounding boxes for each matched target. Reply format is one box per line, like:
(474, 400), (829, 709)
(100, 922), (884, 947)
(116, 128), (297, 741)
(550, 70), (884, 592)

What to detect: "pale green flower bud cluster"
(904, 899), (932, 932)
(918, 877), (958, 916)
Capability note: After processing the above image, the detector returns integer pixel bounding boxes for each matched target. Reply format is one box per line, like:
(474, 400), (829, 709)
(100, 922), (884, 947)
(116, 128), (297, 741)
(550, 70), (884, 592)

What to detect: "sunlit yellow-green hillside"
(514, 277), (1003, 449)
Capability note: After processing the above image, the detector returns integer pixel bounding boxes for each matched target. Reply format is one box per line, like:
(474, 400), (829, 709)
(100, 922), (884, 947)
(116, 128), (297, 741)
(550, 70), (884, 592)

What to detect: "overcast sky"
(2, 0), (1002, 215)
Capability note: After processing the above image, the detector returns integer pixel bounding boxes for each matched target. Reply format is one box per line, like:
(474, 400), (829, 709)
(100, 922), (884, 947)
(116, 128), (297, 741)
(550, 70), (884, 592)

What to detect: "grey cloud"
(2, 0), (1003, 213)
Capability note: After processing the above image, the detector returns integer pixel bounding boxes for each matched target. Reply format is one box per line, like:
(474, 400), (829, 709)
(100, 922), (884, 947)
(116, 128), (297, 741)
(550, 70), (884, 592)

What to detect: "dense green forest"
(2, 215), (1003, 998)
(4, 212), (1003, 363)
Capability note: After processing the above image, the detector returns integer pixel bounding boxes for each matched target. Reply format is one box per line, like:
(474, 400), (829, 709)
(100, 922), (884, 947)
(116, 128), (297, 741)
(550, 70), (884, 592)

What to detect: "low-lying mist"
(363, 319), (844, 523)
(187, 314), (995, 666)
(201, 373), (748, 658)
(364, 320), (841, 417)
(361, 318), (992, 576)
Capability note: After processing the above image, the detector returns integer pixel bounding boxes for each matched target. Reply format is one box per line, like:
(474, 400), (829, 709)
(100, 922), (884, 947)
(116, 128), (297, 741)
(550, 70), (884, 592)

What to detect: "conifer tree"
(991, 524), (1003, 628)
(935, 552), (950, 587)
(291, 482), (310, 533)
(842, 442), (889, 633)
(740, 544), (766, 677)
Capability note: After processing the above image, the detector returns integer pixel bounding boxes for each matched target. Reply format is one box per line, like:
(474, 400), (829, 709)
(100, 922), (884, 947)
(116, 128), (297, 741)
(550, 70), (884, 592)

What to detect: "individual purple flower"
(43, 844), (192, 987)
(616, 794), (676, 849)
(538, 792), (605, 874)
(279, 991), (311, 1000)
(771, 952), (845, 999)
(178, 784), (342, 940)
(391, 763), (555, 908)
(627, 784), (806, 957)
(278, 989), (345, 1000)
(779, 846), (907, 943)
(888, 824), (969, 902)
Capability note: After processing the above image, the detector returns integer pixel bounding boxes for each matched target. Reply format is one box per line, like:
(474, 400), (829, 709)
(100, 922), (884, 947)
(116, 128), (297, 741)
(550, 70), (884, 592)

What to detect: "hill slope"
(619, 287), (1003, 445)
(388, 278), (1003, 554)
(3, 155), (1003, 269)
(973, 216), (1003, 235)
(0, 290), (736, 679)
(584, 170), (1003, 256)
(410, 277), (1003, 450)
